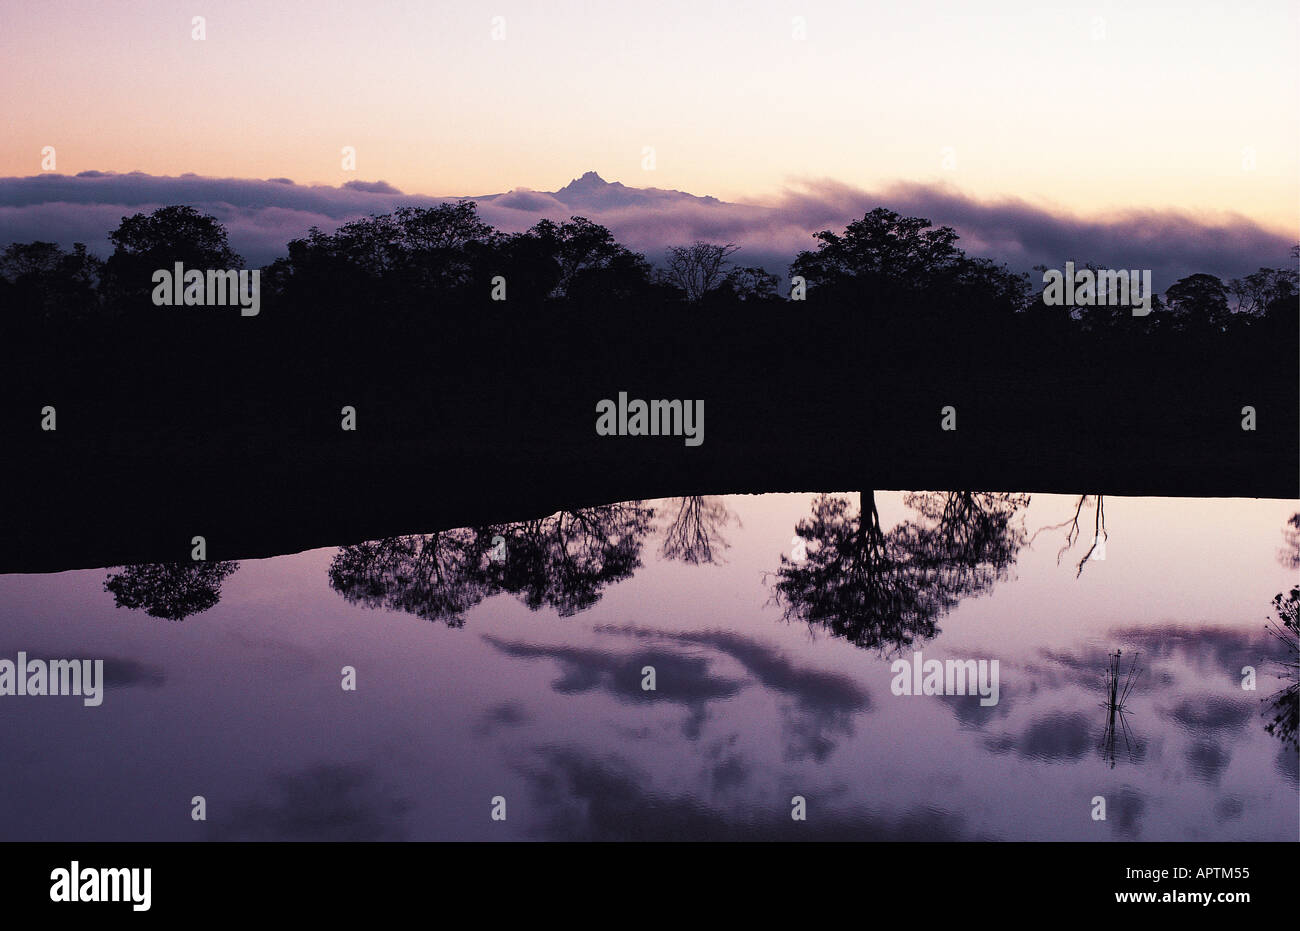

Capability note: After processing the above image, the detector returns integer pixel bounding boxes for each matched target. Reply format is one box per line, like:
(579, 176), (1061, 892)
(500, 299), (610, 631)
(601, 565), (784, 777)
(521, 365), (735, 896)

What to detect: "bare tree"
(661, 241), (740, 302)
(1227, 266), (1299, 317)
(1030, 495), (1107, 577)
(660, 496), (737, 564)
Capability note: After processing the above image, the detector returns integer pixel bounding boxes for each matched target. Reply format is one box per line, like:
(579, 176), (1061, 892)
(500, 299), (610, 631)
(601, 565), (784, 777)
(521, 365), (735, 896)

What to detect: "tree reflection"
(328, 530), (491, 627)
(485, 502), (655, 616)
(1032, 494), (1107, 577)
(103, 561), (240, 621)
(659, 496), (738, 565)
(770, 491), (1029, 655)
(1263, 586), (1298, 748)
(1279, 514), (1300, 571)
(904, 491), (1029, 583)
(328, 502), (655, 624)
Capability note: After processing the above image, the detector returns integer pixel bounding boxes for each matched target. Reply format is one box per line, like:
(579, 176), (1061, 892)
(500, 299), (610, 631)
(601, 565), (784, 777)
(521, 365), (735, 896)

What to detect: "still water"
(1, 492), (1296, 841)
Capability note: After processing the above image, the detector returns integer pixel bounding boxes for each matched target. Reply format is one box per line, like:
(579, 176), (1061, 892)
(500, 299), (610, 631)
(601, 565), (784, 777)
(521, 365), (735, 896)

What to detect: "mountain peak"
(565, 170), (608, 187)
(476, 171), (726, 210)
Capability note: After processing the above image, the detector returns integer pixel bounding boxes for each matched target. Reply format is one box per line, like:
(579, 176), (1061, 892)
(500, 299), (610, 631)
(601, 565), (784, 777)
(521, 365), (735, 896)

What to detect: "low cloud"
(341, 179), (402, 194)
(518, 744), (990, 841)
(207, 762), (412, 841)
(1, 171), (1292, 288)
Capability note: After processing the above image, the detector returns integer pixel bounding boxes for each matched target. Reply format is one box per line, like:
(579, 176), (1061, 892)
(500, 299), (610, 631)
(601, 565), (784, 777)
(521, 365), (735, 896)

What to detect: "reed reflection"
(1100, 649), (1142, 767)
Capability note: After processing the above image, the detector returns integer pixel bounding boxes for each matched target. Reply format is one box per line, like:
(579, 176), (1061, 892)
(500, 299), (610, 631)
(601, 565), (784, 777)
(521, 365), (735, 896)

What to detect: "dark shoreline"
(3, 424), (1295, 574)
(3, 294), (1295, 574)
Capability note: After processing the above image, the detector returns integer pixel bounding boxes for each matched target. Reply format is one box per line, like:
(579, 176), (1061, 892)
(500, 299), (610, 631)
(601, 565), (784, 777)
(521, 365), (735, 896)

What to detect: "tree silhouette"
(719, 265), (780, 302)
(108, 205), (241, 267)
(1032, 495), (1107, 577)
(660, 242), (739, 302)
(659, 496), (737, 564)
(1228, 265), (1299, 318)
(485, 502), (656, 615)
(771, 493), (948, 654)
(102, 206), (243, 311)
(0, 241), (102, 325)
(103, 561), (240, 621)
(791, 208), (964, 302)
(1263, 587), (1298, 748)
(1162, 273), (1230, 331)
(522, 217), (653, 303)
(771, 491), (1029, 654)
(788, 206), (1031, 347)
(904, 491), (1030, 586)
(328, 529), (494, 627)
(328, 503), (656, 624)
(269, 200), (500, 316)
(1033, 260), (1154, 332)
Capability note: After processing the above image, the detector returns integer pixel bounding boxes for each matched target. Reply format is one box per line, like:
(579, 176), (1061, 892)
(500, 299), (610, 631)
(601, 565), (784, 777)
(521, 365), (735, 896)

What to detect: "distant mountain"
(477, 170), (726, 211)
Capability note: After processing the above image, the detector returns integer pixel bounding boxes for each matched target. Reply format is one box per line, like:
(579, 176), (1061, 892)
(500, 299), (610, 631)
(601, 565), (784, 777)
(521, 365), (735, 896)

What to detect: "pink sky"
(1, 0), (1296, 235)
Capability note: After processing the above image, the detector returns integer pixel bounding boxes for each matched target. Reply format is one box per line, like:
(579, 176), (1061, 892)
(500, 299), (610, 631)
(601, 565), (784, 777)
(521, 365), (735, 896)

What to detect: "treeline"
(1, 203), (1295, 573)
(1, 201), (1295, 340)
(0, 201), (1294, 494)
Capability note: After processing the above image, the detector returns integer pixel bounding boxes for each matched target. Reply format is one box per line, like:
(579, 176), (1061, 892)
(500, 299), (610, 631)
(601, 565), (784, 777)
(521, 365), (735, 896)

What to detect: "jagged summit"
(480, 171), (724, 210)
(555, 170), (628, 198)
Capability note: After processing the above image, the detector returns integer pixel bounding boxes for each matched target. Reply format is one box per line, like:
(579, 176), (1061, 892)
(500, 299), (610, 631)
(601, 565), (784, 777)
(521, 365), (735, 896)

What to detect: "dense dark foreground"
(1, 297), (1295, 573)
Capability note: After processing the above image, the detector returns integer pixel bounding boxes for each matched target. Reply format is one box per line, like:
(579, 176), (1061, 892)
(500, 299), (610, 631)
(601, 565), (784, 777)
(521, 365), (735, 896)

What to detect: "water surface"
(0, 492), (1295, 841)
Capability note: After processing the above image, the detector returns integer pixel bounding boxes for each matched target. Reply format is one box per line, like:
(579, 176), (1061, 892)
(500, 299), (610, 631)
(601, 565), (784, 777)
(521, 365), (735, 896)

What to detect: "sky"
(1, 0), (1297, 234)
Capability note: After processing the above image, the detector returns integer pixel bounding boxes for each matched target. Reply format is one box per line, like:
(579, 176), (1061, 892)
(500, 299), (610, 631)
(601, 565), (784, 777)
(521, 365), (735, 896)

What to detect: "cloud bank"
(1, 171), (1293, 289)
